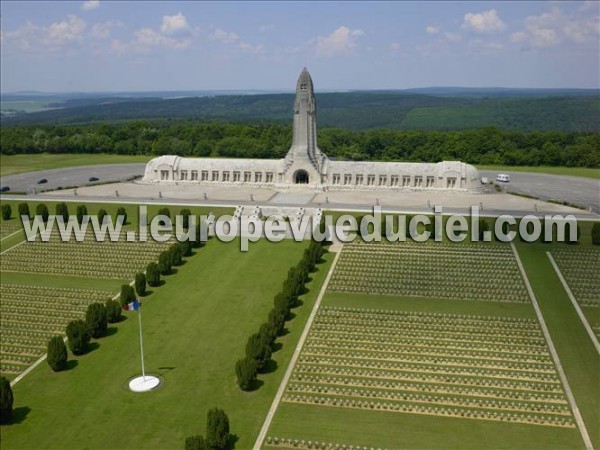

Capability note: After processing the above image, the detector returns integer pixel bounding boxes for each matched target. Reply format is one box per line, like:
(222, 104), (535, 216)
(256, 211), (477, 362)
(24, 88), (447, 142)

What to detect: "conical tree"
(47, 336), (68, 372)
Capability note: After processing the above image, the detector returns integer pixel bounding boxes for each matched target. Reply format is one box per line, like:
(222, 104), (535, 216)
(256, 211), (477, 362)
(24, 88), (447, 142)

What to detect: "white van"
(496, 173), (510, 183)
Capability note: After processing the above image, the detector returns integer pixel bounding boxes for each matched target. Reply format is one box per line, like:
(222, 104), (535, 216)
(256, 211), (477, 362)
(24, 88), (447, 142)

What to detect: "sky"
(1, 1), (599, 92)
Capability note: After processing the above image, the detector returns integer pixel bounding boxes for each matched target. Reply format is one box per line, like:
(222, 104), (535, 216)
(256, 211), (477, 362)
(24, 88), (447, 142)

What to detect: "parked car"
(496, 174), (510, 182)
(37, 178), (48, 184)
(88, 176), (99, 182)
(0, 186), (10, 192)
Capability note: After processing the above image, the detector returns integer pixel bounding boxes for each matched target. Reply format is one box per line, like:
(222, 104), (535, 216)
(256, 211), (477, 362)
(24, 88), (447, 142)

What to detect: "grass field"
(0, 238), (334, 449)
(0, 154), (151, 176)
(476, 165), (600, 180)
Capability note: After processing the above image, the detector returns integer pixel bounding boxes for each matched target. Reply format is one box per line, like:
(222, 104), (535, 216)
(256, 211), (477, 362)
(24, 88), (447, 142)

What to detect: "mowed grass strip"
(515, 242), (600, 448)
(0, 238), (334, 450)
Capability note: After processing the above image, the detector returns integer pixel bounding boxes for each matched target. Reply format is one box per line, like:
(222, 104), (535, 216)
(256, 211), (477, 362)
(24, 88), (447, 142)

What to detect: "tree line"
(1, 121), (599, 167)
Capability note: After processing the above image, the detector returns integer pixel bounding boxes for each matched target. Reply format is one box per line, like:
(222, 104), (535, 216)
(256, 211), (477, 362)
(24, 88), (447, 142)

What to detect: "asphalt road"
(480, 170), (600, 213)
(1, 164), (597, 213)
(0, 164), (146, 194)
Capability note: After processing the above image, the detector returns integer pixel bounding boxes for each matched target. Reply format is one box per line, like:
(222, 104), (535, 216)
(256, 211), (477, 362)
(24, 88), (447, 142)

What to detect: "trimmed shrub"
(180, 208), (193, 229)
(97, 208), (108, 225)
(135, 272), (147, 297)
(86, 303), (108, 338)
(120, 284), (136, 307)
(1, 204), (11, 220)
(159, 250), (173, 275)
(592, 223), (600, 246)
(76, 205), (88, 224)
(245, 333), (271, 371)
(18, 203), (30, 220)
(66, 320), (91, 355)
(116, 207), (127, 225)
(158, 207), (171, 220)
(206, 408), (230, 450)
(171, 243), (183, 266)
(258, 322), (277, 347)
(0, 376), (13, 424)
(181, 239), (193, 257)
(105, 299), (122, 323)
(268, 308), (286, 336)
(56, 202), (69, 222)
(47, 336), (68, 371)
(36, 203), (49, 222)
(185, 435), (208, 450)
(146, 262), (161, 287)
(235, 357), (258, 391)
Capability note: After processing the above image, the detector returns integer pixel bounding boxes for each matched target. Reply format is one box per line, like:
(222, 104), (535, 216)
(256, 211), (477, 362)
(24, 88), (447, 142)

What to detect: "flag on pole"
(123, 299), (141, 311)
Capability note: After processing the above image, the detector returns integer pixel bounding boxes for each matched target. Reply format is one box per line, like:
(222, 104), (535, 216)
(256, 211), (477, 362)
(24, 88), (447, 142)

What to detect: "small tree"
(180, 208), (193, 229)
(158, 207), (171, 220)
(86, 303), (108, 338)
(47, 336), (68, 371)
(478, 218), (491, 241)
(120, 284), (136, 307)
(235, 357), (258, 391)
(18, 203), (30, 220)
(591, 223), (600, 246)
(116, 207), (127, 225)
(245, 333), (271, 371)
(76, 205), (88, 224)
(268, 308), (286, 336)
(206, 408), (230, 450)
(135, 272), (147, 297)
(56, 202), (69, 222)
(105, 299), (122, 323)
(146, 262), (161, 287)
(66, 320), (91, 355)
(185, 435), (208, 450)
(36, 203), (49, 223)
(258, 322), (277, 347)
(171, 243), (183, 266)
(97, 208), (108, 225)
(158, 250), (173, 275)
(0, 376), (13, 424)
(181, 239), (193, 257)
(1, 204), (11, 220)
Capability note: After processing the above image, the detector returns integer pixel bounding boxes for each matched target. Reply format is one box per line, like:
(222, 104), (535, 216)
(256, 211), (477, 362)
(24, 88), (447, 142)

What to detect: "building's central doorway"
(294, 170), (309, 184)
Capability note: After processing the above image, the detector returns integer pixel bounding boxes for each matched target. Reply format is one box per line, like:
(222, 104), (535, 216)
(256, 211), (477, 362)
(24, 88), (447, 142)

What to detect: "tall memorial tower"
(283, 68), (328, 185)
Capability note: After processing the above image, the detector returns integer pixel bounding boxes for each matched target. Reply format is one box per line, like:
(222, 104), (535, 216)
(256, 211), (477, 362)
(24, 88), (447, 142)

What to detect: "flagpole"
(137, 302), (146, 382)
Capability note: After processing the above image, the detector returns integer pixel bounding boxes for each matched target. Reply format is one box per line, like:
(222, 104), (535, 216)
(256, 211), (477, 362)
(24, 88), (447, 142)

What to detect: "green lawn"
(0, 154), (152, 176)
(0, 238), (334, 449)
(476, 165), (600, 180)
(515, 242), (600, 448)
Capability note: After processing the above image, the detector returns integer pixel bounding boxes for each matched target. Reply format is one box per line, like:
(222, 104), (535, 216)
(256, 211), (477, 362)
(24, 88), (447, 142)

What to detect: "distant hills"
(1, 88), (599, 132)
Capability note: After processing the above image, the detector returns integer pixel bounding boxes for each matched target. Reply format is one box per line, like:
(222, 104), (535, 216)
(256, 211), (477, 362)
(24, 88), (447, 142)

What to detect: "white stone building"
(142, 68), (481, 192)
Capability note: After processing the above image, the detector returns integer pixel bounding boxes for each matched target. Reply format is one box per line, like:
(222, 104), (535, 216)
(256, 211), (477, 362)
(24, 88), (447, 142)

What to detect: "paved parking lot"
(0, 164), (146, 194)
(480, 170), (600, 213)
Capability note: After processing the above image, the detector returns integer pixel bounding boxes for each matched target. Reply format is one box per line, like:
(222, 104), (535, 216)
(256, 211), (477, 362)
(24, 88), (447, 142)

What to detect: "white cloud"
(426, 26), (440, 35)
(160, 12), (189, 35)
(211, 28), (239, 44)
(315, 26), (364, 57)
(210, 27), (264, 54)
(4, 15), (87, 51)
(443, 32), (462, 43)
(511, 6), (598, 48)
(462, 9), (506, 34)
(81, 0), (100, 11)
(133, 27), (190, 50)
(259, 24), (274, 33)
(390, 42), (402, 50)
(91, 20), (122, 39)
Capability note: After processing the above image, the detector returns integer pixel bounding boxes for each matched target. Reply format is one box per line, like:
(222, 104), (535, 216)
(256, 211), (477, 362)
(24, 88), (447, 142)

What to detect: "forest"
(1, 121), (598, 168)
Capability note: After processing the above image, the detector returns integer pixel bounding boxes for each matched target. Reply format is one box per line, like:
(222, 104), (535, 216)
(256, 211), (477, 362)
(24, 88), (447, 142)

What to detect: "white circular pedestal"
(128, 375), (161, 392)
